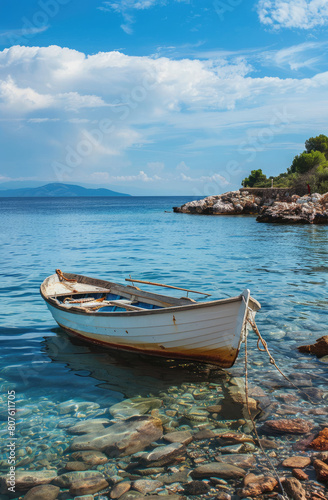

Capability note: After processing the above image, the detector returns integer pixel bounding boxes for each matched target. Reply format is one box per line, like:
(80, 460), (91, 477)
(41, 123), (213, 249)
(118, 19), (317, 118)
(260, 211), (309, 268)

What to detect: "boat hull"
(45, 295), (250, 367)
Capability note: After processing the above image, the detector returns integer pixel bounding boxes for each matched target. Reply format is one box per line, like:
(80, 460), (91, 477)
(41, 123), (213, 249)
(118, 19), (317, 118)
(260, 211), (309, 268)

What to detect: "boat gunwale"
(40, 272), (248, 318)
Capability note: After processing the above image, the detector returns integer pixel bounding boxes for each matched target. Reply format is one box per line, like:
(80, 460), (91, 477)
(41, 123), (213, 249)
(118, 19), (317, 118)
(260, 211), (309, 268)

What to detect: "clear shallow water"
(0, 197), (328, 489)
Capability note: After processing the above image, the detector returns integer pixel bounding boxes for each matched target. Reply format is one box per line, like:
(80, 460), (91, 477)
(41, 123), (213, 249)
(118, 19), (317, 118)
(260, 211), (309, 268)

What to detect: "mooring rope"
(247, 316), (317, 405)
(244, 329), (288, 498)
(56, 269), (77, 283)
(243, 312), (323, 498)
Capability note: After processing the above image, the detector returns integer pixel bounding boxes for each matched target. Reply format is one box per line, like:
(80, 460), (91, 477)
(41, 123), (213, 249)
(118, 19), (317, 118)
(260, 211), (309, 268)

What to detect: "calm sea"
(0, 196), (328, 451)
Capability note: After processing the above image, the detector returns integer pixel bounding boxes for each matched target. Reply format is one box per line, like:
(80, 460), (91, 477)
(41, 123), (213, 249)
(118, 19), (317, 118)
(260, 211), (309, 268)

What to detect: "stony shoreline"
(173, 189), (328, 224)
(1, 363), (328, 500)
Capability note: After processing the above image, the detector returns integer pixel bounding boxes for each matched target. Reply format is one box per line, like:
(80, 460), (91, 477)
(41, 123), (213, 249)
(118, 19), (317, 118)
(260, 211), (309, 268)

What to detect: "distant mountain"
(0, 183), (131, 198)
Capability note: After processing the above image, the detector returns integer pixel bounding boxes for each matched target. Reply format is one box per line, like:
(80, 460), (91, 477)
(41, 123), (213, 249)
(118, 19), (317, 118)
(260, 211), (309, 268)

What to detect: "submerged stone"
(310, 428), (328, 451)
(58, 401), (78, 415)
(110, 481), (131, 499)
(298, 336), (328, 358)
(215, 454), (256, 468)
(64, 461), (90, 471)
(52, 470), (104, 488)
(141, 443), (185, 467)
(238, 475), (278, 498)
(163, 431), (193, 446)
(109, 398), (162, 419)
(191, 463), (246, 479)
(71, 450), (109, 465)
(283, 477), (307, 500)
(0, 470), (57, 493)
(264, 418), (314, 434)
(23, 484), (60, 500)
(67, 419), (110, 435)
(313, 459), (328, 483)
(132, 479), (163, 494)
(184, 480), (210, 495)
(120, 492), (143, 500)
(69, 477), (109, 496)
(70, 416), (163, 457)
(282, 456), (311, 468)
(292, 469), (309, 481)
(157, 470), (191, 485)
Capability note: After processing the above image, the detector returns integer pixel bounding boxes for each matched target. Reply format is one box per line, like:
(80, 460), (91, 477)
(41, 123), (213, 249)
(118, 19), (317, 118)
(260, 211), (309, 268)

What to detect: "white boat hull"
(41, 272), (260, 367)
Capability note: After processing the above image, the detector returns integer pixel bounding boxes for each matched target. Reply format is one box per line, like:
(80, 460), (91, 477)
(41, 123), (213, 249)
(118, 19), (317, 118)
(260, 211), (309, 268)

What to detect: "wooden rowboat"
(40, 271), (261, 368)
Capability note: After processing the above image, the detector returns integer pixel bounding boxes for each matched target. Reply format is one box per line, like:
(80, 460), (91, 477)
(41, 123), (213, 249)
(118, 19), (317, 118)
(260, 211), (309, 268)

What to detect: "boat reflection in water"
(44, 329), (229, 400)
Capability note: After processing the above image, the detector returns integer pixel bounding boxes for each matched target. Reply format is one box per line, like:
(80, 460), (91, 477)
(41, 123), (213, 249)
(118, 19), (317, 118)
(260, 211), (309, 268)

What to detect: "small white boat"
(40, 270), (261, 368)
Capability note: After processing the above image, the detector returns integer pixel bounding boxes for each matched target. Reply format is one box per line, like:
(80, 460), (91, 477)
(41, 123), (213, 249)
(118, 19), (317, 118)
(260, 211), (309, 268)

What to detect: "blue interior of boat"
(55, 293), (162, 311)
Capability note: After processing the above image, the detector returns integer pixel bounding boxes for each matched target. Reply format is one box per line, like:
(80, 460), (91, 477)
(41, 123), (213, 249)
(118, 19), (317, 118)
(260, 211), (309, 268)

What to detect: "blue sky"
(0, 0), (327, 195)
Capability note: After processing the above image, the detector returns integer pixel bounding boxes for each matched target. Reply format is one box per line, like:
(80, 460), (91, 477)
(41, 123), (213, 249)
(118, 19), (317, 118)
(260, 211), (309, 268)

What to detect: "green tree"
(289, 150), (326, 174)
(242, 169), (268, 187)
(305, 134), (328, 158)
(241, 134), (328, 194)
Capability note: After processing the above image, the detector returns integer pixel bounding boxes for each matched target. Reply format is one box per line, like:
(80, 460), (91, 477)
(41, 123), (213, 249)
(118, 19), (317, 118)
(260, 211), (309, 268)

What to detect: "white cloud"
(102, 0), (158, 11)
(0, 76), (107, 113)
(99, 0), (190, 33)
(180, 173), (229, 186)
(28, 118), (60, 123)
(0, 46), (254, 116)
(1, 45), (327, 131)
(101, 0), (188, 12)
(0, 26), (48, 41)
(262, 41), (328, 70)
(1, 45), (328, 190)
(257, 0), (328, 29)
(111, 170), (158, 182)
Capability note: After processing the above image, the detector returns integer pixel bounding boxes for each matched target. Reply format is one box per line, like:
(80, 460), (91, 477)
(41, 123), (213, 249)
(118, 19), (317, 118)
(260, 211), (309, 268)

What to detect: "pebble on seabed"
(1, 367), (328, 500)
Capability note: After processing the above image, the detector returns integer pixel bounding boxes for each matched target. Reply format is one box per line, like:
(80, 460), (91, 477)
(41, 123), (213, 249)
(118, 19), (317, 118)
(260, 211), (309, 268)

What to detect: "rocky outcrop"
(173, 189), (290, 215)
(173, 189), (328, 224)
(257, 193), (328, 224)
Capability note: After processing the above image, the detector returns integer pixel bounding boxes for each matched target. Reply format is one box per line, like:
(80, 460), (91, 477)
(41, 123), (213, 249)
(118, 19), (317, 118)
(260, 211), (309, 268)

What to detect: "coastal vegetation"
(242, 134), (328, 194)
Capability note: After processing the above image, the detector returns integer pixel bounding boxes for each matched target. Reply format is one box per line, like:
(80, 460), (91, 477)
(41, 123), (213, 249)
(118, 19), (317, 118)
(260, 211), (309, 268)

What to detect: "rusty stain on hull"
(58, 323), (239, 368)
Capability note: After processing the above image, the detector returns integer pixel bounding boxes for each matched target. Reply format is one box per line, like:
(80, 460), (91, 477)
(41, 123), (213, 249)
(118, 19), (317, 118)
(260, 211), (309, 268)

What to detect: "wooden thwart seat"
(58, 297), (147, 312)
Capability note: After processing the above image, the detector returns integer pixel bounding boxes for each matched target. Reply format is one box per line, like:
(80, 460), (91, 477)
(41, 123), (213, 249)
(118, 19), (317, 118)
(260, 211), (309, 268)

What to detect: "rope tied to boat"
(245, 335), (288, 500)
(243, 312), (320, 498)
(247, 316), (317, 405)
(56, 269), (77, 283)
(244, 330), (288, 499)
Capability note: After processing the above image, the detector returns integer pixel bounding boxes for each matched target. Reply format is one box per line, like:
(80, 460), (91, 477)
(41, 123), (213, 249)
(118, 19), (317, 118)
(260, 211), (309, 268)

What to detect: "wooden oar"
(125, 278), (211, 296)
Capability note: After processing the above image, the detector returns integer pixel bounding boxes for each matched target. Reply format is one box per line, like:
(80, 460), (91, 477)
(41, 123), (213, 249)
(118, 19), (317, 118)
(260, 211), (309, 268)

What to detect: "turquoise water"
(1, 196), (328, 389)
(0, 197), (328, 483)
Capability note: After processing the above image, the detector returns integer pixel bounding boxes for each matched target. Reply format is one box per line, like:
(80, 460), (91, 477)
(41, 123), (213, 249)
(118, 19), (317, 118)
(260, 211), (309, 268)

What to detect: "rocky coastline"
(173, 188), (328, 224)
